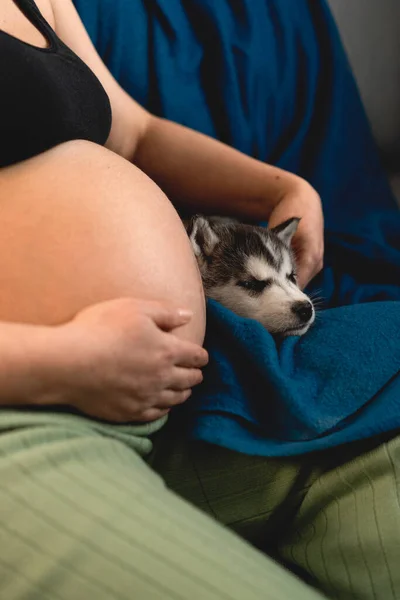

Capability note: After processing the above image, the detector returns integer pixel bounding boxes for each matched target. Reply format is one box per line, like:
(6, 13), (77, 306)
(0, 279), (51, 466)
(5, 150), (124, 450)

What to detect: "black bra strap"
(13, 0), (58, 47)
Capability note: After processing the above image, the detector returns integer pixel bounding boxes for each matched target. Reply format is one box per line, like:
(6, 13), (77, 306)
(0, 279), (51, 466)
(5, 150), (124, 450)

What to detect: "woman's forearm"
(0, 322), (67, 407)
(133, 116), (309, 220)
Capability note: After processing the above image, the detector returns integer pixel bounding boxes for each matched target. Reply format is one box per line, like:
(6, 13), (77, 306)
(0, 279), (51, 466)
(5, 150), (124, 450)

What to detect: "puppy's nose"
(291, 301), (313, 324)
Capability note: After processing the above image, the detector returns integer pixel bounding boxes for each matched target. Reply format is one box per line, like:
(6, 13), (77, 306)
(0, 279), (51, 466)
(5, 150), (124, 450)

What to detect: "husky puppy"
(185, 215), (315, 336)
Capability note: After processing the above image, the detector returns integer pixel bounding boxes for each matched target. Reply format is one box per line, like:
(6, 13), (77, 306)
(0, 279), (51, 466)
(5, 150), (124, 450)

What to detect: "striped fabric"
(150, 419), (400, 599)
(0, 409), (323, 600)
(279, 438), (400, 599)
(1, 409), (399, 599)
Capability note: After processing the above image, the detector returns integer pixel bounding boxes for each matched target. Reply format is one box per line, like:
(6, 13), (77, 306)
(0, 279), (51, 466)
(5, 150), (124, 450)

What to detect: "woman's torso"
(0, 0), (112, 168)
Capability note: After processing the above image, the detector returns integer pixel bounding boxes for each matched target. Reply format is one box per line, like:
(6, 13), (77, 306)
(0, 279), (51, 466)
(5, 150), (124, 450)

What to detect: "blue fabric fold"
(188, 300), (400, 456)
(74, 0), (400, 455)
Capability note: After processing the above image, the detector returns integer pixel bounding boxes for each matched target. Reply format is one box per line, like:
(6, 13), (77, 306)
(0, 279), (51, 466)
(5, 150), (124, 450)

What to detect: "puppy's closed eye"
(237, 278), (272, 293)
(286, 272), (297, 284)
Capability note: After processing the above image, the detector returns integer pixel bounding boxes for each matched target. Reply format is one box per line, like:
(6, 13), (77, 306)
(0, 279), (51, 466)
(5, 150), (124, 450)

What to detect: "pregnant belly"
(0, 141), (205, 344)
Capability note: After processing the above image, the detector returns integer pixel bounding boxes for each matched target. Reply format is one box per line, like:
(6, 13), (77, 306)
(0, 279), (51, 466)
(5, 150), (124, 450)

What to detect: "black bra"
(0, 0), (112, 167)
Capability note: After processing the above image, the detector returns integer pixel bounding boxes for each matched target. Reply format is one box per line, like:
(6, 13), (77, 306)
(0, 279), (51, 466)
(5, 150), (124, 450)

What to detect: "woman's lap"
(0, 409), (323, 600)
(148, 415), (320, 547)
(278, 436), (400, 599)
(149, 415), (400, 599)
(1, 408), (399, 600)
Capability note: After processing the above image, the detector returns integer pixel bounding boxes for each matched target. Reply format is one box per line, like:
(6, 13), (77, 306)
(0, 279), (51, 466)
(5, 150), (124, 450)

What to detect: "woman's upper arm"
(50, 0), (151, 159)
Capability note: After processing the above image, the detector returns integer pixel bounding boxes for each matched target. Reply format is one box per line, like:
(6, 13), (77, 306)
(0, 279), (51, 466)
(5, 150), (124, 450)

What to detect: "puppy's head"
(186, 215), (315, 336)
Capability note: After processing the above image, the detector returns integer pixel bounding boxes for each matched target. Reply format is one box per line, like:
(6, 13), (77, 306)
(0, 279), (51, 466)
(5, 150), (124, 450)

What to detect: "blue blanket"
(74, 0), (400, 455)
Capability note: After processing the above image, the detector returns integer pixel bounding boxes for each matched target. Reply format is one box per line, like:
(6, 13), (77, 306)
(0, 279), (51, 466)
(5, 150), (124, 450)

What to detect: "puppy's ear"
(270, 217), (300, 245)
(187, 215), (220, 258)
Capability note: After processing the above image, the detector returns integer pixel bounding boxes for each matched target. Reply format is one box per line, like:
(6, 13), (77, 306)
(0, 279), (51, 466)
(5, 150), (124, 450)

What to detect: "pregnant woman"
(0, 1), (342, 599)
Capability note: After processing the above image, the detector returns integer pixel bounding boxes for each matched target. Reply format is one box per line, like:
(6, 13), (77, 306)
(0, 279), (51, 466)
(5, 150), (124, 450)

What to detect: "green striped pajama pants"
(0, 409), (399, 600)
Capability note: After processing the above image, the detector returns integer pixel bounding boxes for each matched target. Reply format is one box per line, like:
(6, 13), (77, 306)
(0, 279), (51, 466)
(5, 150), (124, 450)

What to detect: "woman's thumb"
(149, 304), (193, 331)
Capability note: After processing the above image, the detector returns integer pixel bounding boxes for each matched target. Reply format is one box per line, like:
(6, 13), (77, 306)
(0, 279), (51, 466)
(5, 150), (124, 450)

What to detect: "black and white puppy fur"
(185, 215), (315, 336)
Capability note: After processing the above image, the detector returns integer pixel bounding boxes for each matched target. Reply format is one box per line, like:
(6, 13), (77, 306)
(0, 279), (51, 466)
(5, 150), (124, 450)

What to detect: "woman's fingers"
(134, 407), (172, 423)
(295, 242), (324, 289)
(167, 367), (203, 391)
(267, 180), (324, 290)
(171, 338), (209, 368)
(155, 388), (193, 409)
(144, 300), (194, 331)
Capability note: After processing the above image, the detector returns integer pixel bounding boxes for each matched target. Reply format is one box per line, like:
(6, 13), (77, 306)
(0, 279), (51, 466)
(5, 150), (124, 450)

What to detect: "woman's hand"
(51, 298), (208, 423)
(267, 181), (324, 289)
